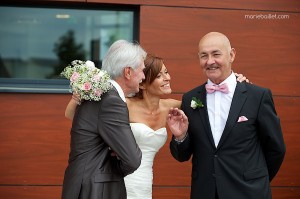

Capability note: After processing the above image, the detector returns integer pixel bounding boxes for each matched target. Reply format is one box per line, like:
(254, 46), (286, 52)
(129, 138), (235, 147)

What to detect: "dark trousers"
(215, 190), (219, 199)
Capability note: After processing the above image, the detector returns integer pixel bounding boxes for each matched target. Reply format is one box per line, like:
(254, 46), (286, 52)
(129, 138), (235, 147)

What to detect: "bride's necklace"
(147, 107), (160, 116)
(150, 109), (158, 115)
(142, 98), (160, 115)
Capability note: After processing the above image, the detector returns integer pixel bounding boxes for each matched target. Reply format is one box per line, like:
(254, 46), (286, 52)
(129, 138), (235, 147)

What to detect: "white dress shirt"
(109, 80), (126, 102)
(206, 72), (237, 147)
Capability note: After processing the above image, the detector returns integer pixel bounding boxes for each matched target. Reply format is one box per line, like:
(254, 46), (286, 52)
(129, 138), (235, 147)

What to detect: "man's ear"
(229, 48), (236, 63)
(124, 67), (131, 79)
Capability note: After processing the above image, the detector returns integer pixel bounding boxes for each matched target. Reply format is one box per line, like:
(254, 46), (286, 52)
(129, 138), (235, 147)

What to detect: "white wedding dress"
(124, 123), (168, 199)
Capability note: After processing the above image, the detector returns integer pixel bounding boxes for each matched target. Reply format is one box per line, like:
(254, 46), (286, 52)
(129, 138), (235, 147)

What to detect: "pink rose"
(70, 72), (80, 82)
(82, 82), (92, 91)
(94, 89), (103, 97)
(92, 74), (102, 82)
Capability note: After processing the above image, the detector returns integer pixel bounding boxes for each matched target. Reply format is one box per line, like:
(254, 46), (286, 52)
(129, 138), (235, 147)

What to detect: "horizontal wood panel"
(270, 97), (300, 187)
(153, 186), (190, 199)
(140, 6), (300, 95)
(87, 0), (299, 12)
(0, 93), (72, 184)
(13, 0), (299, 12)
(4, 0), (86, 3)
(272, 187), (300, 199)
(0, 186), (62, 199)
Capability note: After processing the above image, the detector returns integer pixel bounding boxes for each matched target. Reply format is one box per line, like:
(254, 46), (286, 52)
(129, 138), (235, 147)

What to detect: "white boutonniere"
(60, 60), (112, 101)
(190, 97), (204, 109)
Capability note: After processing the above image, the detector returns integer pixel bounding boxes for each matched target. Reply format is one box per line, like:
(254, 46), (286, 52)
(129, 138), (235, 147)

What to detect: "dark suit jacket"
(170, 82), (285, 199)
(62, 88), (142, 199)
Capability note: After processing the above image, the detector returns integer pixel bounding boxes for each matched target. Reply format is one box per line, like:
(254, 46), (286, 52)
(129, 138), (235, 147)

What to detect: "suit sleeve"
(98, 91), (142, 177)
(170, 134), (192, 162)
(257, 89), (286, 181)
(169, 94), (193, 162)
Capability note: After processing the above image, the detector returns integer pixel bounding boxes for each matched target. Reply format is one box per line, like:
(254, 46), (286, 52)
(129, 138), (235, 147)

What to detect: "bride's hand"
(109, 147), (120, 160)
(235, 73), (251, 83)
(72, 92), (82, 105)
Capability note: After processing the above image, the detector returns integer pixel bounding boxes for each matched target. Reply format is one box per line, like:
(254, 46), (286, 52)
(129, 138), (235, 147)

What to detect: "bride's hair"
(135, 54), (164, 99)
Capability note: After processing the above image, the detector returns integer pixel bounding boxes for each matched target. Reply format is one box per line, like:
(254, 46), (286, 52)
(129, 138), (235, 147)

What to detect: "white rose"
(99, 70), (104, 76)
(190, 100), (197, 109)
(85, 60), (95, 70)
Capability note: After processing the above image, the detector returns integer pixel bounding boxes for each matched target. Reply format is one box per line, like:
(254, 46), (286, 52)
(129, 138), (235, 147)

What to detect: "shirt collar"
(109, 80), (126, 102)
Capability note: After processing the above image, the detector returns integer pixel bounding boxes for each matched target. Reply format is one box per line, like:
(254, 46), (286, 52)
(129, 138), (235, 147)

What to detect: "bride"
(65, 54), (247, 198)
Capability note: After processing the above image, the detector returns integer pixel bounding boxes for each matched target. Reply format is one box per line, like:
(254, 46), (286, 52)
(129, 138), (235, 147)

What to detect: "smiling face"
(198, 32), (236, 84)
(144, 64), (172, 96)
(135, 54), (172, 98)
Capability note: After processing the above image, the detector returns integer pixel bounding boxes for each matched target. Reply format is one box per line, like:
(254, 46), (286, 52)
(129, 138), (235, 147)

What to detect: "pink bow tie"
(205, 83), (229, 94)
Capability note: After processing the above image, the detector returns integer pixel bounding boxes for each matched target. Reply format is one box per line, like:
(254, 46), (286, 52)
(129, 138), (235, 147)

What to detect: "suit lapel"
(196, 85), (216, 148)
(217, 82), (247, 150)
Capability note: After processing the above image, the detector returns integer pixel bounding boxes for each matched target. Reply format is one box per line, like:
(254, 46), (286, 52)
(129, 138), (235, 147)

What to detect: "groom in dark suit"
(167, 32), (286, 199)
(62, 40), (146, 199)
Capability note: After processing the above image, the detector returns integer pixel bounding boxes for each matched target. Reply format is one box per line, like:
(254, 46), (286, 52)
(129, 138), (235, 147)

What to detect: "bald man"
(168, 32), (286, 199)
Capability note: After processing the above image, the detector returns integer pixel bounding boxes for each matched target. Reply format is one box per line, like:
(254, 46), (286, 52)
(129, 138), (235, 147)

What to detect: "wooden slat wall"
(0, 0), (299, 198)
(88, 0), (299, 12)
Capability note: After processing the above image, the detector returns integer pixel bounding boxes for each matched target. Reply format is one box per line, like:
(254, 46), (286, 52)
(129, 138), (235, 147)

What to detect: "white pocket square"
(237, 116), (248, 122)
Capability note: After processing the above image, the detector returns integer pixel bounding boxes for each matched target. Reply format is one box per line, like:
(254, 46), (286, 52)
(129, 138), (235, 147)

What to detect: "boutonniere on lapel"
(190, 97), (204, 109)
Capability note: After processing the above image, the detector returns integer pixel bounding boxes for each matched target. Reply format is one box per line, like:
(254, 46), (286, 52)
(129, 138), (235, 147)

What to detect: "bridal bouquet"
(60, 60), (112, 101)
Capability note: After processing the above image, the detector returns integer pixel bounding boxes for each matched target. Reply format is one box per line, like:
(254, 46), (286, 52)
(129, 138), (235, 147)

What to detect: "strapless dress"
(124, 123), (167, 199)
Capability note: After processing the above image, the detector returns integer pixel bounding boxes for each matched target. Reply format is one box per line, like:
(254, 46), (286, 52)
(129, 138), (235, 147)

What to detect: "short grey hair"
(102, 40), (147, 80)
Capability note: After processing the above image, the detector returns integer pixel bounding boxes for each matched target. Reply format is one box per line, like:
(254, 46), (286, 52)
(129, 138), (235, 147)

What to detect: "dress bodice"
(124, 123), (167, 199)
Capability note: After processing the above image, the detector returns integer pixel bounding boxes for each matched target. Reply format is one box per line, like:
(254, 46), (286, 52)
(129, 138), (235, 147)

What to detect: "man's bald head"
(199, 32), (232, 53)
(197, 32), (236, 84)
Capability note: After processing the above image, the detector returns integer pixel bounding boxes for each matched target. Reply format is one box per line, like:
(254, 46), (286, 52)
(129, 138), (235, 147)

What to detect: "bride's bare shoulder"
(126, 97), (142, 107)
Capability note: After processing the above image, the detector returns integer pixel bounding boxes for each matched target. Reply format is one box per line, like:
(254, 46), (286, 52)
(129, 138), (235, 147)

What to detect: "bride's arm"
(166, 99), (182, 109)
(65, 93), (81, 120)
